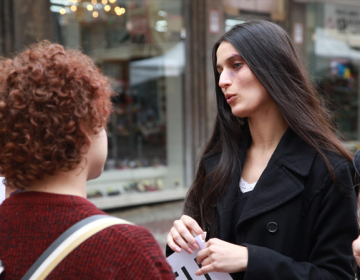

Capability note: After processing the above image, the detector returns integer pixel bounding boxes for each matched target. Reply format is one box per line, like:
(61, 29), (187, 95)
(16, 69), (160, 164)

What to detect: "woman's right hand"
(167, 215), (205, 254)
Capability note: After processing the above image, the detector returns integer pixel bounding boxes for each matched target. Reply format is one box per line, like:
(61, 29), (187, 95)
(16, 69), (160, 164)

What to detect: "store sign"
(324, 4), (360, 34)
(315, 27), (360, 59)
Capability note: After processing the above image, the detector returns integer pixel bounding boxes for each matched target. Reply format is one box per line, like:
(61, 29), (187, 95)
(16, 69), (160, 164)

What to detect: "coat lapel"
(237, 128), (317, 227)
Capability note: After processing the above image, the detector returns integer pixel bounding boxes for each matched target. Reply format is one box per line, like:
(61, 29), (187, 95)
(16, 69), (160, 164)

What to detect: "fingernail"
(187, 248), (193, 254)
(175, 246), (181, 253)
(195, 270), (200, 276)
(193, 243), (199, 249)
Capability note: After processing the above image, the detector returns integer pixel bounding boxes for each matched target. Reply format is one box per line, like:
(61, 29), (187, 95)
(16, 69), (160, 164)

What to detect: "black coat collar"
(202, 127), (317, 240)
(272, 128), (317, 177)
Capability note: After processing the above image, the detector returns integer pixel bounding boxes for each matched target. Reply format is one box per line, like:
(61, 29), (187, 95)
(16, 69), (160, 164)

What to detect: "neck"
(25, 165), (88, 198)
(5, 186), (12, 198)
(248, 105), (288, 153)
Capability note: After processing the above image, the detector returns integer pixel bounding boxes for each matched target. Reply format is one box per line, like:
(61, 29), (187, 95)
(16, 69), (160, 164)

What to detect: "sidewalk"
(107, 200), (184, 252)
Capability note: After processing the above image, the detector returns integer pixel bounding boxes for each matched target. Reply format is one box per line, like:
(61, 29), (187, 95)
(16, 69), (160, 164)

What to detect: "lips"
(225, 93), (237, 104)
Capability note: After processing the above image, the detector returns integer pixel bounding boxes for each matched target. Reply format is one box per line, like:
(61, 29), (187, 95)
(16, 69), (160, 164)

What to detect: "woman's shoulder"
(284, 129), (353, 176)
(309, 149), (355, 196)
(315, 148), (353, 174)
(91, 223), (169, 266)
(60, 222), (173, 279)
(96, 222), (158, 247)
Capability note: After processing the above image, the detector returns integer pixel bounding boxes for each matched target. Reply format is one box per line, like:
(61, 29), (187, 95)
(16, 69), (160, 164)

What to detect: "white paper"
(0, 177), (5, 205)
(167, 235), (232, 280)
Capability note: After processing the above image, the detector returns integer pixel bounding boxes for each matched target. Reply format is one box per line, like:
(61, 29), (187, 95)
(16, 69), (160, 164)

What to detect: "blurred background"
(1, 0), (360, 213)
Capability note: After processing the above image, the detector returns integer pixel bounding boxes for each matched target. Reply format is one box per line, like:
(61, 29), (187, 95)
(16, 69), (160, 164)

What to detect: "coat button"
(267, 222), (278, 233)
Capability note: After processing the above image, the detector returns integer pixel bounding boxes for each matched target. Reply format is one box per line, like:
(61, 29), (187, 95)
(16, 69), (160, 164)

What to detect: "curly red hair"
(0, 41), (113, 190)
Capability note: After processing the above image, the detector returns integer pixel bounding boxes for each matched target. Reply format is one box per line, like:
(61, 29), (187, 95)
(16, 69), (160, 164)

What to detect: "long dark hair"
(185, 20), (353, 237)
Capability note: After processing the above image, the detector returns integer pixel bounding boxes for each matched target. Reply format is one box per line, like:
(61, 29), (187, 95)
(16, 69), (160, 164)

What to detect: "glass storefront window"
(49, 0), (186, 207)
(307, 2), (360, 141)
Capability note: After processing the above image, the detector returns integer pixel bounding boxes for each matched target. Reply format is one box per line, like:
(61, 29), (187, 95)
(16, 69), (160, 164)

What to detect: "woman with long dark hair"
(167, 20), (359, 279)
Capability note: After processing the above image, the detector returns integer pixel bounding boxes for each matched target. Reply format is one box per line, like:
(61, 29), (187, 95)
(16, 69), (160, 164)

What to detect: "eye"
(233, 62), (242, 69)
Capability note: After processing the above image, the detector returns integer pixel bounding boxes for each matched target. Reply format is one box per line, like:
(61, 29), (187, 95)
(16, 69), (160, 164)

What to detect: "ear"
(81, 137), (93, 155)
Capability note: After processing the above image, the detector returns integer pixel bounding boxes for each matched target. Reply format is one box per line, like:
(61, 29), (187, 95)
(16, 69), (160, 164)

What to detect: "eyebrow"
(216, 54), (243, 70)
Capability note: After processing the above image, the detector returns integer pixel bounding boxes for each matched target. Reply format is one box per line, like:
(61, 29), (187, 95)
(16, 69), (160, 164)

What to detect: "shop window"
(307, 2), (360, 141)
(50, 0), (186, 207)
(322, 59), (358, 140)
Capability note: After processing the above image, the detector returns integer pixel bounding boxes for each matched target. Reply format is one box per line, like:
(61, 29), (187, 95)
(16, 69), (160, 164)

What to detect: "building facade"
(0, 0), (359, 209)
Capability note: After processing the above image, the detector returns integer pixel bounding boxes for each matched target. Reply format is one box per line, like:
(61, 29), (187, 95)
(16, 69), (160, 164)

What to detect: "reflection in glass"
(50, 0), (185, 198)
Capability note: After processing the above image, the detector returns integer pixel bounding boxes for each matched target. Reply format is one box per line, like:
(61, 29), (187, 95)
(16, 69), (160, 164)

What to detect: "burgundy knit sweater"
(0, 192), (174, 279)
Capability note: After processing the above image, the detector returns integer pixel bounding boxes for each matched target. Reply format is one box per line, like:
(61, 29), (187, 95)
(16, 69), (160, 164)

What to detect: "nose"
(218, 71), (232, 89)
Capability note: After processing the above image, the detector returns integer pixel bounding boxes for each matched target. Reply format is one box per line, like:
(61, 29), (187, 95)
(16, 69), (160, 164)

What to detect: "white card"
(166, 235), (232, 280)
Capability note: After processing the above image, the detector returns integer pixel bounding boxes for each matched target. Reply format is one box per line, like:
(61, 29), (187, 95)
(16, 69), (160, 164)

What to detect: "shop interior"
(49, 0), (186, 208)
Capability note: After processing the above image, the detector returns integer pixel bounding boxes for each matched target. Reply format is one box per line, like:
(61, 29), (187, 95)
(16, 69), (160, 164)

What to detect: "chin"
(231, 109), (247, 119)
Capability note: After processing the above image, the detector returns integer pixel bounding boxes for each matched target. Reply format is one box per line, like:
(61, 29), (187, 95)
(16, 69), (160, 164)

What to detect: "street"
(107, 200), (184, 253)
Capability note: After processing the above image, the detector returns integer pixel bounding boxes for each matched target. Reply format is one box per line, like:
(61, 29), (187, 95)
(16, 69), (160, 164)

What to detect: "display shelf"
(86, 166), (187, 209)
(87, 166), (167, 185)
(88, 187), (188, 210)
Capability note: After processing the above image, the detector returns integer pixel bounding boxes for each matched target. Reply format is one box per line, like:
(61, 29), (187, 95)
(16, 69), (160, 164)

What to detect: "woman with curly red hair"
(0, 41), (174, 279)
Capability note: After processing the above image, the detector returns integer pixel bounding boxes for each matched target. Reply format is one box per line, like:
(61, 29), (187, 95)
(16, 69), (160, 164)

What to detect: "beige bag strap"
(22, 215), (132, 280)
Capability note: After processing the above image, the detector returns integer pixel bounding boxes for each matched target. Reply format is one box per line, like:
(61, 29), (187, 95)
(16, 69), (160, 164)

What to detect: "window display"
(307, 2), (360, 141)
(323, 59), (358, 140)
(50, 0), (186, 207)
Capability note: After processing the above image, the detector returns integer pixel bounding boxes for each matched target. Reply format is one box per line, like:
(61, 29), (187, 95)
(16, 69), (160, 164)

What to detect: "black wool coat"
(169, 128), (359, 280)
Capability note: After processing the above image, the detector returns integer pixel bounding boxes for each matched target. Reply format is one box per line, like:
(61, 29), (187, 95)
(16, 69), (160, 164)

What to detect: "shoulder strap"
(22, 214), (132, 280)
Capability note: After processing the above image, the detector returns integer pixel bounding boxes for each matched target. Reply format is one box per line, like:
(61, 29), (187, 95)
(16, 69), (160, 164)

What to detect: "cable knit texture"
(0, 192), (174, 279)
